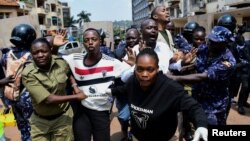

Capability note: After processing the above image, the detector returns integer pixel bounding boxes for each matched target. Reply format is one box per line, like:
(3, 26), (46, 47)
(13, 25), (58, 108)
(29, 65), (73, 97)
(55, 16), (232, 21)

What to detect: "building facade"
(1, 0), (67, 36)
(61, 2), (71, 27)
(0, 0), (19, 19)
(132, 0), (152, 27)
(132, 0), (250, 39)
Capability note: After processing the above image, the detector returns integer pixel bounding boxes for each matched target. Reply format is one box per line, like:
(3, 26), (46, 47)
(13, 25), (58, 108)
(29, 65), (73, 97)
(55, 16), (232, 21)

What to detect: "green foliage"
(113, 20), (132, 40)
(77, 10), (91, 23)
(64, 16), (76, 27)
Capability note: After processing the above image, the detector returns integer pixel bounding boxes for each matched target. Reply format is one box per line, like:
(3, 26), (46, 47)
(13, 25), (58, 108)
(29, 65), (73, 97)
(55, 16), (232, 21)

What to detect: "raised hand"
(139, 40), (147, 52)
(122, 47), (136, 66)
(53, 29), (68, 47)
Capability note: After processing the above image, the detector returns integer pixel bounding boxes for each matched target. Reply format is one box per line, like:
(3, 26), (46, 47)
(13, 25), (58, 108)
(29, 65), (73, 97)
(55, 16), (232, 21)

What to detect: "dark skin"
(83, 30), (102, 66)
(166, 21), (175, 36)
(152, 6), (170, 31)
(30, 41), (87, 104)
(167, 40), (227, 83)
(140, 19), (158, 50)
(193, 31), (206, 48)
(135, 55), (159, 91)
(125, 29), (140, 48)
(0, 75), (14, 87)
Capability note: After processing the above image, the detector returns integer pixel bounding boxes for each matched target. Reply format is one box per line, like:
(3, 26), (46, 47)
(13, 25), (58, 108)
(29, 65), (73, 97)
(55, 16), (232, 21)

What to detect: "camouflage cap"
(207, 26), (234, 42)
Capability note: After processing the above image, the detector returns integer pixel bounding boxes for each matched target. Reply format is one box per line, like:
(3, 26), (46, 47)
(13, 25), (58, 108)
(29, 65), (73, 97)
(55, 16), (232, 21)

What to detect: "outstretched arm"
(166, 72), (208, 83)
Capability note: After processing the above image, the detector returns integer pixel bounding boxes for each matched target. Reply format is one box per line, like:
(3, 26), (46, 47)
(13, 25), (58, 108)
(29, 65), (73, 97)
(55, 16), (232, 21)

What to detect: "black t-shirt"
(0, 65), (5, 79)
(112, 72), (207, 141)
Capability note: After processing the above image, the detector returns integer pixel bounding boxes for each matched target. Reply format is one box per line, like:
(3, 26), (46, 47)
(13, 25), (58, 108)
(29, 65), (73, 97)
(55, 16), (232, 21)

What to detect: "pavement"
(2, 97), (250, 141)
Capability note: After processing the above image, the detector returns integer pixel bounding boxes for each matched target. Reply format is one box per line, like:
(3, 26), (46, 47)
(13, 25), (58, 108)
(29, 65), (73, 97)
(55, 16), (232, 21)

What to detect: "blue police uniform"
(1, 47), (33, 141)
(192, 26), (236, 125)
(174, 34), (192, 53)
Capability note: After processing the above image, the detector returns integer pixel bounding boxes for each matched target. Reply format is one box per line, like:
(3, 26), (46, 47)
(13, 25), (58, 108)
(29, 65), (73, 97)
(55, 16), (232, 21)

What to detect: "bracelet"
(71, 83), (78, 88)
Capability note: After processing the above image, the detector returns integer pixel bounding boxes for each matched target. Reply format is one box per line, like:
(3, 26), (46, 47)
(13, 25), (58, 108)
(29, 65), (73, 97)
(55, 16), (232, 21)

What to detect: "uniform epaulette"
(22, 63), (35, 76)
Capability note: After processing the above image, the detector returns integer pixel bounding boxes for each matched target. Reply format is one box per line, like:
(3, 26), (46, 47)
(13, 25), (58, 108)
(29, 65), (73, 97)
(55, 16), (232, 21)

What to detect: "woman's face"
(135, 55), (159, 90)
(31, 42), (52, 69)
(193, 31), (205, 48)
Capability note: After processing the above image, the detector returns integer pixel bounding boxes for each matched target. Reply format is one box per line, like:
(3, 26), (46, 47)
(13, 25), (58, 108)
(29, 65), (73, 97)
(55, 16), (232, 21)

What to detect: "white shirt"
(122, 42), (174, 82)
(63, 53), (129, 111)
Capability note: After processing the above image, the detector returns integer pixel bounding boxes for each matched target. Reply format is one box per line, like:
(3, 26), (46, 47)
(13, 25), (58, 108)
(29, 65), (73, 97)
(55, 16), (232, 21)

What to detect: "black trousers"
(73, 104), (110, 141)
(238, 73), (250, 107)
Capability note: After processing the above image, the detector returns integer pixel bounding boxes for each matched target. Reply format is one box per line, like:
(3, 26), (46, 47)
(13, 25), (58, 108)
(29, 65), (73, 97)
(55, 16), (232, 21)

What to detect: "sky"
(60, 0), (132, 21)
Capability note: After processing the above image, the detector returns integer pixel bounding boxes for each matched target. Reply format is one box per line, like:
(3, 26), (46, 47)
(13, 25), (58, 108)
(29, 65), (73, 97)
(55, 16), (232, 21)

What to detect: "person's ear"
(153, 15), (158, 19)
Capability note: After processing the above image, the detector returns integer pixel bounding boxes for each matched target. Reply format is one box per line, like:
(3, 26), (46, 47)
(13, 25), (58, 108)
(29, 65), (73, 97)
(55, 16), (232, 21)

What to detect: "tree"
(64, 16), (76, 27)
(77, 10), (91, 23)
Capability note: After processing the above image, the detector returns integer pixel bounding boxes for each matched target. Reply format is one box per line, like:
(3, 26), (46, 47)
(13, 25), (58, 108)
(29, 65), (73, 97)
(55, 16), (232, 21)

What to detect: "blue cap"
(207, 26), (234, 42)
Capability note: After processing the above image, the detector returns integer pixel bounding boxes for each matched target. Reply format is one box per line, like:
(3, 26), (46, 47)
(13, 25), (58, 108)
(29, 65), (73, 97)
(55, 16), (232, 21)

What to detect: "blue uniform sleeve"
(207, 50), (236, 81)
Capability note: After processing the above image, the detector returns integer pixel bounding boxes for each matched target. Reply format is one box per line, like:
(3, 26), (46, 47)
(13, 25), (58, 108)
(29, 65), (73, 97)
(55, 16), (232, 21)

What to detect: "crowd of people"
(0, 4), (249, 141)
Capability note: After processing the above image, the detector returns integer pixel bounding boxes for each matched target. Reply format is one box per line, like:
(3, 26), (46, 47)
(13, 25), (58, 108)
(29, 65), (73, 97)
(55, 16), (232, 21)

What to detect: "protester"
(113, 27), (140, 141)
(63, 28), (131, 141)
(151, 5), (175, 51)
(107, 48), (208, 141)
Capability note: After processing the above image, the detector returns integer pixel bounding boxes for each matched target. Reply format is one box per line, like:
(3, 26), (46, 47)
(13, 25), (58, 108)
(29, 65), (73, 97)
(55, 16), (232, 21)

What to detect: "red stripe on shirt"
(75, 66), (114, 75)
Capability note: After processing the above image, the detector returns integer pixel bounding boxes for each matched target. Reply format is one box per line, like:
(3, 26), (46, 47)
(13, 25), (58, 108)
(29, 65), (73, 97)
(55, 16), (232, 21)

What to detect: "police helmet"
(217, 14), (236, 32)
(183, 21), (199, 34)
(183, 21), (199, 42)
(10, 24), (36, 47)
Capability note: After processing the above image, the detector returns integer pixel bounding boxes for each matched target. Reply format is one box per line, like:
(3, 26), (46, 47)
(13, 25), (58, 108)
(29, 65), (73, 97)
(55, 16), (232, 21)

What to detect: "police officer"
(1, 24), (36, 141)
(175, 21), (199, 53)
(168, 26), (236, 125)
(217, 14), (250, 115)
(22, 38), (87, 141)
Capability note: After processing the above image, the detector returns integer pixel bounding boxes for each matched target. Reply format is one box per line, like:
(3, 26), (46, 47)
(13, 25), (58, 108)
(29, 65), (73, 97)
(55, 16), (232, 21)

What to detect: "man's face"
(126, 29), (140, 48)
(154, 6), (170, 22)
(141, 20), (158, 45)
(135, 55), (158, 90)
(31, 42), (52, 69)
(193, 31), (205, 48)
(83, 30), (100, 54)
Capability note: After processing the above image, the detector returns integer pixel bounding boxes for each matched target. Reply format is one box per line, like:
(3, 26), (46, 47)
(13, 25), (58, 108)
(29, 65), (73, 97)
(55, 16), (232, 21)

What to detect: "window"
(52, 16), (58, 26)
(5, 13), (9, 18)
(207, 0), (217, 3)
(58, 8), (61, 15)
(65, 43), (72, 49)
(51, 4), (56, 12)
(0, 13), (4, 19)
(58, 18), (62, 26)
(46, 18), (51, 27)
(45, 4), (50, 12)
(243, 17), (250, 32)
(72, 42), (78, 48)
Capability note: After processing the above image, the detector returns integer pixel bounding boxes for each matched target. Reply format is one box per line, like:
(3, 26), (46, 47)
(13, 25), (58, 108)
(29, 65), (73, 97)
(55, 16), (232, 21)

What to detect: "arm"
(44, 92), (86, 104)
(0, 75), (14, 87)
(166, 72), (208, 83)
(22, 73), (86, 105)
